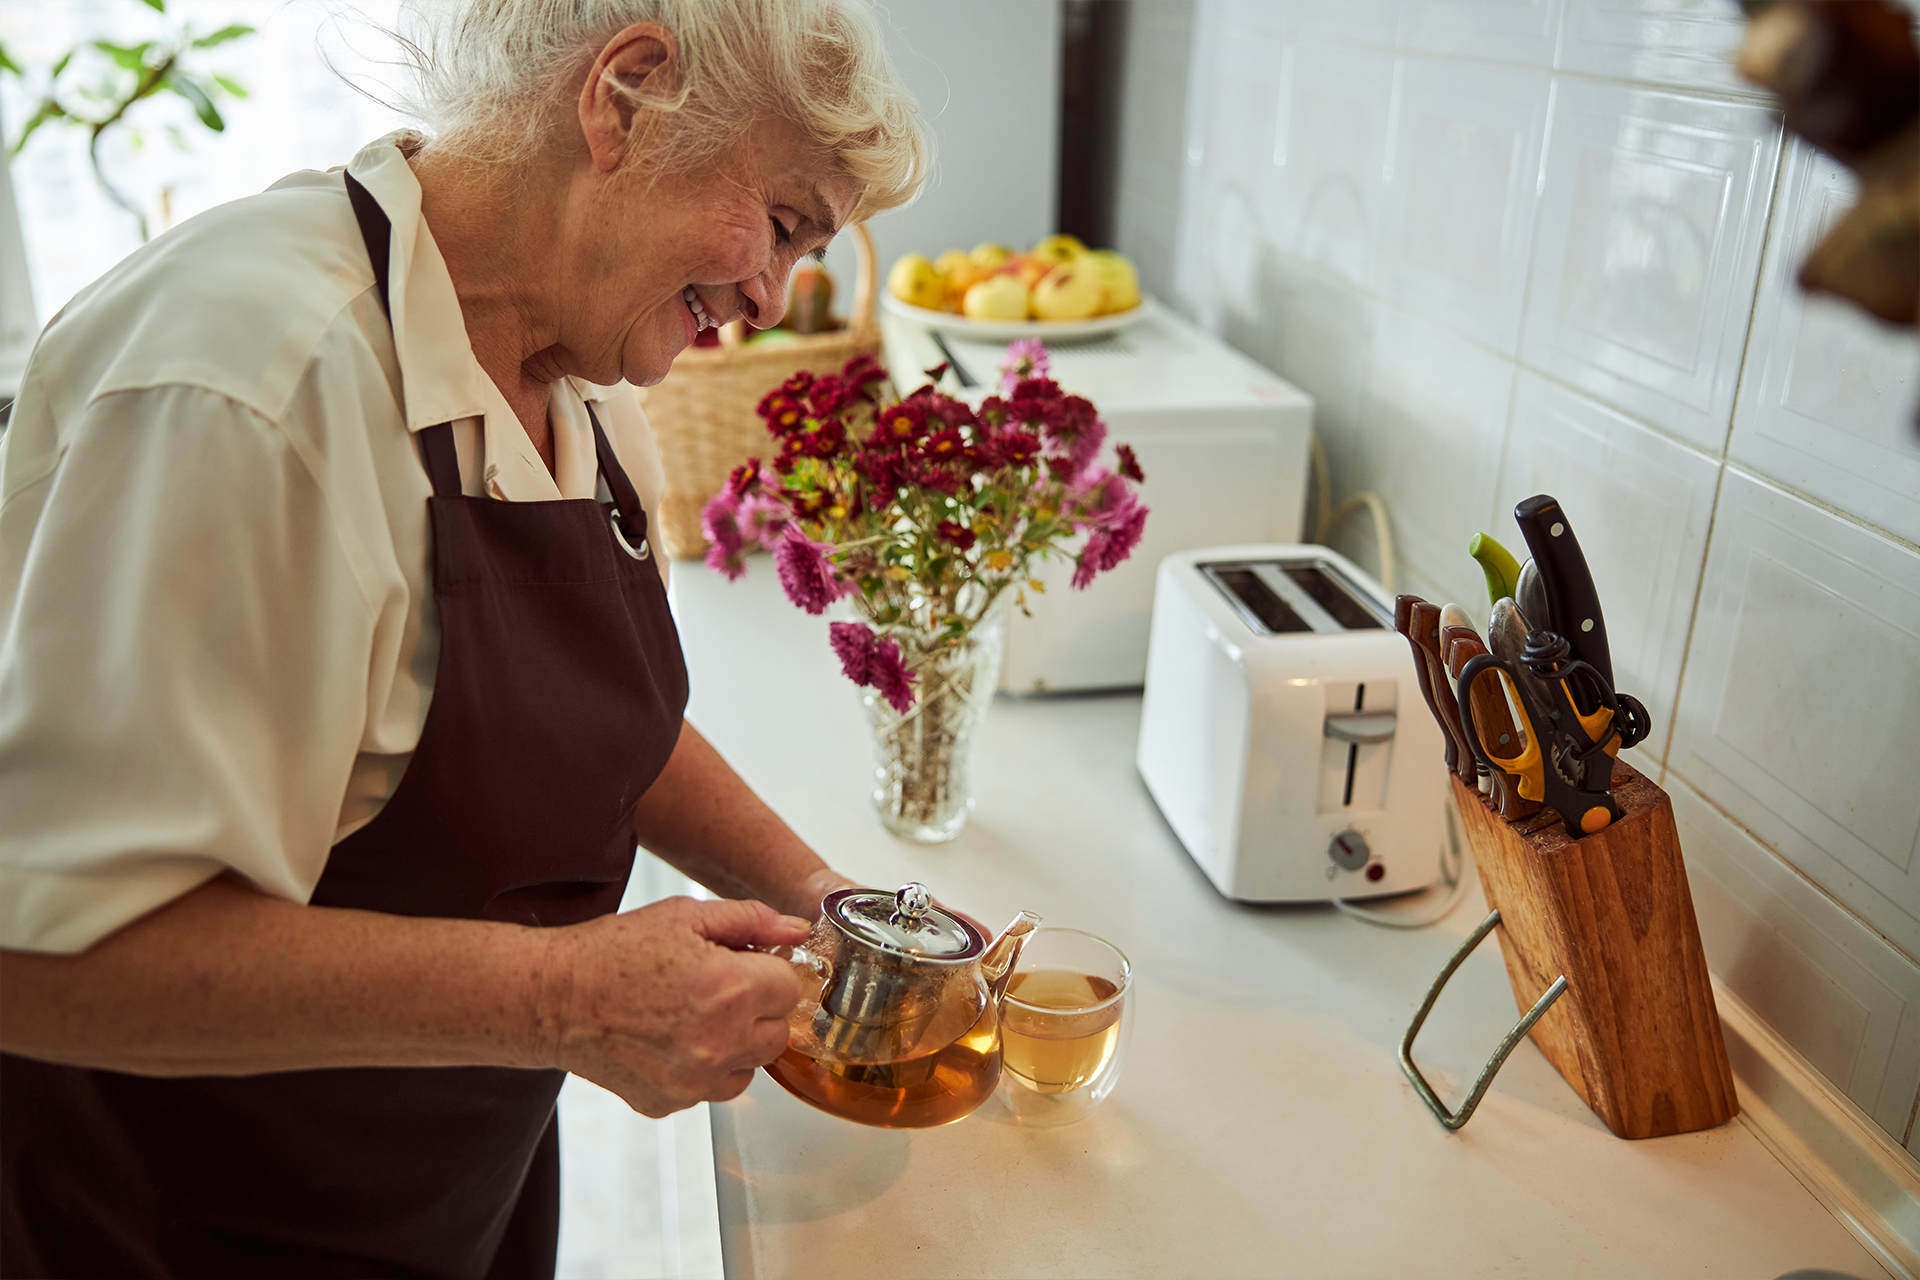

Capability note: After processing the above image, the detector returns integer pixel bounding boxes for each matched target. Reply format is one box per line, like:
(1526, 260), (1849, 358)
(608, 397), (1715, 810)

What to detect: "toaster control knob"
(1329, 830), (1371, 872)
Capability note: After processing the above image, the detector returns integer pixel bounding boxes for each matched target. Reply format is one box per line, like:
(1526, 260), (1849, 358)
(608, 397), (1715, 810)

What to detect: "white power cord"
(1333, 791), (1474, 929)
(1308, 433), (1395, 595)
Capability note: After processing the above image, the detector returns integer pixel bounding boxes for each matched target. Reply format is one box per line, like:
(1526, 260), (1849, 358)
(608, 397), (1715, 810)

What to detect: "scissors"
(1455, 629), (1650, 840)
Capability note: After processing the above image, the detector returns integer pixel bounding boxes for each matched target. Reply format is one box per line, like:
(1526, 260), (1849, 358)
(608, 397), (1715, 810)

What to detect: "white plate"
(880, 292), (1157, 343)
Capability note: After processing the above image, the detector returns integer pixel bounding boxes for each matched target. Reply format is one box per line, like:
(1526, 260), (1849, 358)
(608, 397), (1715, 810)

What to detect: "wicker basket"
(639, 222), (881, 560)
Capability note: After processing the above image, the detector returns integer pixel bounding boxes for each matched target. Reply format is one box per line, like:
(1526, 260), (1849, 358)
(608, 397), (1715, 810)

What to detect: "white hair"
(389, 0), (930, 218)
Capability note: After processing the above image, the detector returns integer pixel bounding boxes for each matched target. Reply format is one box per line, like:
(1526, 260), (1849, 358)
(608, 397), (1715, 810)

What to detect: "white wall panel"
(1669, 469), (1920, 964)
(1297, 0), (1404, 48)
(1556, 0), (1760, 97)
(1381, 60), (1550, 355)
(1521, 82), (1780, 452)
(1731, 138), (1920, 547)
(1402, 0), (1564, 65)
(1268, 43), (1397, 290)
(1673, 776), (1920, 1144)
(1496, 372), (1718, 767)
(1356, 305), (1513, 607)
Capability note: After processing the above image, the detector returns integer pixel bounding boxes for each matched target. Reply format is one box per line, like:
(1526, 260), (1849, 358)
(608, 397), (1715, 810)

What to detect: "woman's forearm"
(632, 721), (855, 919)
(0, 873), (558, 1076)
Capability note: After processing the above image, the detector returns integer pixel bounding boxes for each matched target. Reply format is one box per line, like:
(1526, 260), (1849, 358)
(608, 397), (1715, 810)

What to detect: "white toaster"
(1136, 545), (1447, 903)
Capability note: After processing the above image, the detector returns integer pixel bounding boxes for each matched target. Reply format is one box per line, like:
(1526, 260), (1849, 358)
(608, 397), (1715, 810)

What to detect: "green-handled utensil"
(1469, 533), (1522, 607)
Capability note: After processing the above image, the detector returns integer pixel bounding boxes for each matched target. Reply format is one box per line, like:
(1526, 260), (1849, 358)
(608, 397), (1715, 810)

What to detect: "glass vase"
(862, 606), (1008, 843)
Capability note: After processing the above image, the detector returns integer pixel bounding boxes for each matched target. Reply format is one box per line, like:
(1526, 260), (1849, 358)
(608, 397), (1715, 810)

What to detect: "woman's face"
(554, 116), (863, 389)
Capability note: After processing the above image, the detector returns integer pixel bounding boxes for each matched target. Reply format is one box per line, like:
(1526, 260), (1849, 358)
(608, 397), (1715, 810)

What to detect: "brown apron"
(0, 171), (690, 1279)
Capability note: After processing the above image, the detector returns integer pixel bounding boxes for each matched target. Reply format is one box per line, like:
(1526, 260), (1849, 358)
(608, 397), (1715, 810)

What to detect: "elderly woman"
(0, 1), (927, 1275)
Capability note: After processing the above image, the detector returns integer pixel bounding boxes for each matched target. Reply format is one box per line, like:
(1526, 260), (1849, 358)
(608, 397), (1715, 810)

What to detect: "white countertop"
(668, 558), (1887, 1280)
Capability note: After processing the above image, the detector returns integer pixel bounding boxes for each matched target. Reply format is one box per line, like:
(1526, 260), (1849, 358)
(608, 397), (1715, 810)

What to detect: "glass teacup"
(996, 928), (1133, 1126)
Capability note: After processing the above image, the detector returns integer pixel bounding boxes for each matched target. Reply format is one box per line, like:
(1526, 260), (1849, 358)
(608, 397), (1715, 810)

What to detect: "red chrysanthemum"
(994, 432), (1041, 468)
(829, 621), (877, 685)
(726, 458), (763, 496)
(920, 427), (966, 461)
(774, 526), (856, 615)
(935, 520), (976, 551)
(876, 401), (926, 445)
(1115, 442), (1145, 483)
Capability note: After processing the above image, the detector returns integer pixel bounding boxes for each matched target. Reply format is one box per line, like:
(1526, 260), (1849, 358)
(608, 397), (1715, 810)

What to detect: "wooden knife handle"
(1410, 600), (1477, 784)
(1395, 595), (1458, 774)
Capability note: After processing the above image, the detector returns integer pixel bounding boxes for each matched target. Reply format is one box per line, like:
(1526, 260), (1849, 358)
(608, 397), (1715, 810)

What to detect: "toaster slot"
(1284, 564), (1386, 631)
(1206, 567), (1311, 634)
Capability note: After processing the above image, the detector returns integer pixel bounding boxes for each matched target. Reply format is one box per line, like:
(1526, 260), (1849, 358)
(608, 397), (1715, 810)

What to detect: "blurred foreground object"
(1738, 0), (1920, 326)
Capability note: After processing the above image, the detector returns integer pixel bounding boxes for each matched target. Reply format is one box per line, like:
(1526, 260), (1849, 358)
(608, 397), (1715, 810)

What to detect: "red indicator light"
(1365, 863), (1385, 883)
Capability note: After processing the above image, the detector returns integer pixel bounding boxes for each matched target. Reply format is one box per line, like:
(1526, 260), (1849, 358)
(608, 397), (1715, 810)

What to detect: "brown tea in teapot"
(764, 989), (1002, 1129)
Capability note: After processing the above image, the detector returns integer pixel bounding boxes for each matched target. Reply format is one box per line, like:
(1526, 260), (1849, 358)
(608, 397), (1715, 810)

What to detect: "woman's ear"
(578, 22), (677, 173)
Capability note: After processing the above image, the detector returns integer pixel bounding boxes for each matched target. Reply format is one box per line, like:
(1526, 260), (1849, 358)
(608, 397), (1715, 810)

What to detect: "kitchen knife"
(1440, 626), (1494, 795)
(1514, 495), (1613, 694)
(1468, 533), (1523, 609)
(1394, 595), (1458, 774)
(1444, 629), (1542, 820)
(1409, 599), (1478, 785)
(1516, 558), (1550, 641)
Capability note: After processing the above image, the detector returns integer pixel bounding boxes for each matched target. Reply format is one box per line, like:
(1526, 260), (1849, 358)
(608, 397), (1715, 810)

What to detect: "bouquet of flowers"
(700, 340), (1148, 840)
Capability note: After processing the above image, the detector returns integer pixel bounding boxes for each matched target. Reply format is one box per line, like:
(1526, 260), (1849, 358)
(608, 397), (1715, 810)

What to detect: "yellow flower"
(985, 550), (1013, 571)
(1027, 578), (1046, 593)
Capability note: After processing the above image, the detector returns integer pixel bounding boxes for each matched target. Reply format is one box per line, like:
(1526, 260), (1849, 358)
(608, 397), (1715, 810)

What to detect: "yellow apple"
(1030, 262), (1104, 321)
(963, 274), (1030, 321)
(933, 249), (972, 277)
(970, 242), (1013, 268)
(1084, 249), (1142, 314)
(888, 253), (946, 311)
(1009, 253), (1051, 291)
(1032, 233), (1089, 267)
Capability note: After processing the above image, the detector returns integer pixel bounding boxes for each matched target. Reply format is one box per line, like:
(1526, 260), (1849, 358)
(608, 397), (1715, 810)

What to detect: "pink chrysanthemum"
(774, 526), (856, 615)
(1071, 474), (1149, 589)
(998, 338), (1051, 396)
(829, 621), (877, 684)
(701, 492), (749, 580)
(868, 633), (917, 713)
(737, 492), (791, 546)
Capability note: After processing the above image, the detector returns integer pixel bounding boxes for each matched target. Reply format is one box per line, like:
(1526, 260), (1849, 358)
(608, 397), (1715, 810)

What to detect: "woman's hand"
(538, 895), (811, 1117)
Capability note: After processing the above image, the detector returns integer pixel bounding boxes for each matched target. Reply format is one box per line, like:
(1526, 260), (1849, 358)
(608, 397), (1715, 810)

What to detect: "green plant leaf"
(10, 99), (65, 156)
(166, 73), (224, 131)
(0, 43), (21, 77)
(93, 40), (152, 73)
(142, 0), (167, 11)
(191, 24), (255, 48)
(211, 74), (247, 98)
(50, 50), (73, 78)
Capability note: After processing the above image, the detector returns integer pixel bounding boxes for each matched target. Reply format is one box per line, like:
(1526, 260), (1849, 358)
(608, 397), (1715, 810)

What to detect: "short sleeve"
(0, 385), (378, 952)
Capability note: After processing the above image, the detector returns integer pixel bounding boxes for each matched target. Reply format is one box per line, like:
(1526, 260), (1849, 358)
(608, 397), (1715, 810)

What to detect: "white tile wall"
(1496, 372), (1719, 762)
(1556, 0), (1761, 97)
(1672, 775), (1920, 1146)
(1382, 60), (1551, 354)
(1268, 43), (1397, 289)
(1402, 0), (1564, 66)
(1731, 138), (1920, 547)
(1356, 305), (1513, 608)
(1139, 0), (1920, 1148)
(1521, 81), (1782, 452)
(1668, 470), (1920, 962)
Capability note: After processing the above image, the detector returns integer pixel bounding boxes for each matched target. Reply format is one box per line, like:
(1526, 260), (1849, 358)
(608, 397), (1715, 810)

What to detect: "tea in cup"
(998, 928), (1132, 1126)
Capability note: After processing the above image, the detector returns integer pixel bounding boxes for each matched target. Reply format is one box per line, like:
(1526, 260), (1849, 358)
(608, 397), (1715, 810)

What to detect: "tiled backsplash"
(1117, 0), (1920, 1155)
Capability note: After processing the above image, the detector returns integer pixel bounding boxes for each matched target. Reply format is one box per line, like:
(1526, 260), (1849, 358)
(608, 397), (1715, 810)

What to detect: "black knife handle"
(1514, 495), (1613, 693)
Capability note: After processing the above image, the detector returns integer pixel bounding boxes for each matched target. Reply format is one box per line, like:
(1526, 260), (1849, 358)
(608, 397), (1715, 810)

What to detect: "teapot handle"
(750, 943), (833, 985)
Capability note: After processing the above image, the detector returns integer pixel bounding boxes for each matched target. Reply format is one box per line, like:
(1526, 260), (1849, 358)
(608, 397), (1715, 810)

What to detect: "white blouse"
(0, 134), (670, 953)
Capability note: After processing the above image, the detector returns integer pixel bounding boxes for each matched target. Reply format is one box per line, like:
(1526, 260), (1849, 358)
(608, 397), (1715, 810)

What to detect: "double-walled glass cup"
(996, 928), (1133, 1126)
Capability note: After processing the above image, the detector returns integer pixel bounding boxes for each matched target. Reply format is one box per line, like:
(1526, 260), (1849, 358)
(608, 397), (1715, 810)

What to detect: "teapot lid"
(824, 883), (984, 962)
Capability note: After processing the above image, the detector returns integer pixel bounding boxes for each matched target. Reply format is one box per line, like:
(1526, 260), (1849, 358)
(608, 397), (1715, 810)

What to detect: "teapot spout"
(981, 911), (1043, 1002)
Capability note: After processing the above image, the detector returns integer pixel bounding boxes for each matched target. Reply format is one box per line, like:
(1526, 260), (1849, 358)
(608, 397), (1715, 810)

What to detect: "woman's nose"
(738, 267), (789, 331)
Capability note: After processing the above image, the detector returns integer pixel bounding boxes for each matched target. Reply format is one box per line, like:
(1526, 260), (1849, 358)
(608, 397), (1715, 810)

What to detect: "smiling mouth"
(683, 286), (715, 332)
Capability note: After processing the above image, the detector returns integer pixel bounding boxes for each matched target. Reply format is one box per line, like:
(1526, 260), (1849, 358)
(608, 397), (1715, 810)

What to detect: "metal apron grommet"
(1398, 908), (1568, 1132)
(610, 510), (650, 560)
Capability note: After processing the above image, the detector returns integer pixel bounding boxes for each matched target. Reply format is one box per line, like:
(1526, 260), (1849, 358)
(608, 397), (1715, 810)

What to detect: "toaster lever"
(1324, 710), (1397, 744)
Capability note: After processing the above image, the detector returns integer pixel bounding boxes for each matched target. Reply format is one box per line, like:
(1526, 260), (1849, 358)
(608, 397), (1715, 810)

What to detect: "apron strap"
(345, 166), (637, 517)
(586, 402), (648, 548)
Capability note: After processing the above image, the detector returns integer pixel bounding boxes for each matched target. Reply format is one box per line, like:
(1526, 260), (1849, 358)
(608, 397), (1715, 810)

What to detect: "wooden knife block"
(1451, 761), (1738, 1138)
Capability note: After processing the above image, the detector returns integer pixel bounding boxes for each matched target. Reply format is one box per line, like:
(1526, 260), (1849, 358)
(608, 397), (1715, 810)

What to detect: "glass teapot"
(761, 883), (1040, 1129)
